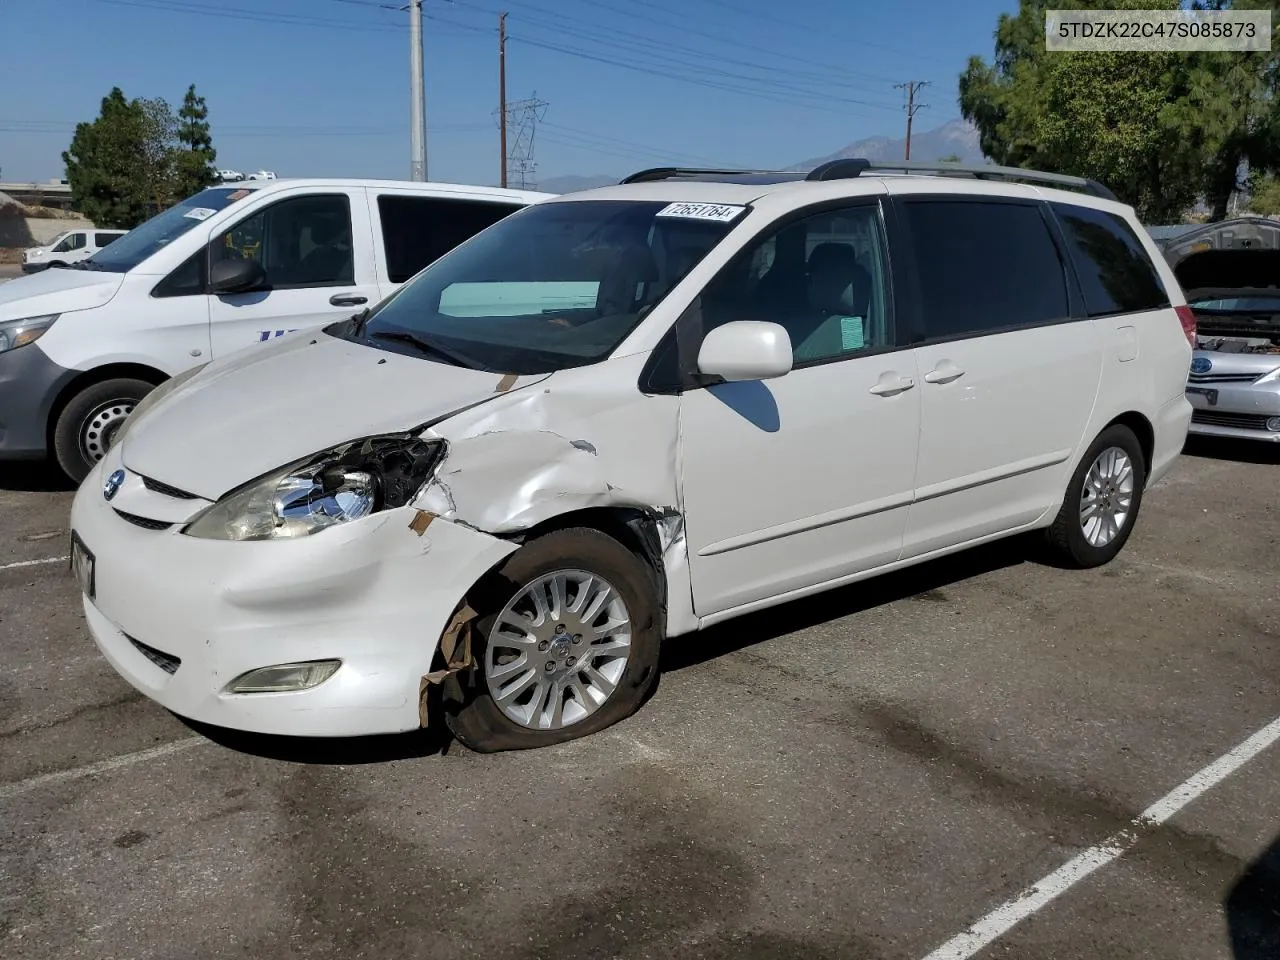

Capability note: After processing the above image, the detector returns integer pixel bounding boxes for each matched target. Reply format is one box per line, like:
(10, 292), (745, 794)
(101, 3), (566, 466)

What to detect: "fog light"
(1267, 417), (1280, 432)
(225, 659), (341, 694)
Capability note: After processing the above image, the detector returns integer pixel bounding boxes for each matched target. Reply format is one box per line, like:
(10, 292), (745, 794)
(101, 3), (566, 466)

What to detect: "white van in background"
(0, 178), (553, 482)
(22, 228), (128, 273)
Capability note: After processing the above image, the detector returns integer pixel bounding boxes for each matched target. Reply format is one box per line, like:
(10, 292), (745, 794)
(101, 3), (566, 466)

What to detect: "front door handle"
(924, 361), (965, 385)
(868, 373), (916, 396)
(329, 293), (368, 307)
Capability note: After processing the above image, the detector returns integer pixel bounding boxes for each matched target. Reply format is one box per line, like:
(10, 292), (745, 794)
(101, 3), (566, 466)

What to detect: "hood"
(1173, 249), (1280, 301)
(0, 267), (124, 319)
(120, 331), (550, 500)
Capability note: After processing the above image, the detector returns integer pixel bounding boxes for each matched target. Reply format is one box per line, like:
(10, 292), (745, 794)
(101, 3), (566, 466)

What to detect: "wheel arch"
(46, 362), (169, 448)
(1101, 410), (1155, 480)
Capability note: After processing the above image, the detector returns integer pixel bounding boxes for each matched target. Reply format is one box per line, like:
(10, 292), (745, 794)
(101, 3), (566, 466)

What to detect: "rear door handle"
(924, 361), (965, 385)
(329, 293), (368, 307)
(868, 373), (916, 396)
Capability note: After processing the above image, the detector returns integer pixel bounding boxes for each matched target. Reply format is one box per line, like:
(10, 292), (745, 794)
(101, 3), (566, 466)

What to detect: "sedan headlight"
(0, 314), (59, 354)
(182, 435), (445, 541)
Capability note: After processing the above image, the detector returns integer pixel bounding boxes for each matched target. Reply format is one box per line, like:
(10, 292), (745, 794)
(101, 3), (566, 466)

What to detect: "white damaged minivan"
(70, 161), (1193, 752)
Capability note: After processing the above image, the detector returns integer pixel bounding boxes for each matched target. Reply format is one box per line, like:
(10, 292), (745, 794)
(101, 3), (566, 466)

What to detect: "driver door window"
(54, 232), (86, 253)
(212, 194), (354, 289)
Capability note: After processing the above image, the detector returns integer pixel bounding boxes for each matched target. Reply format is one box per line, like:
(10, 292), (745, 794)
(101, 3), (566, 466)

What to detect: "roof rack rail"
(804, 158), (1118, 200)
(620, 166), (791, 184)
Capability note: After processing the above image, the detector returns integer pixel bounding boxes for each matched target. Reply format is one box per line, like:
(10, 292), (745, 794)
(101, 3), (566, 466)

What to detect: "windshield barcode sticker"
(655, 202), (746, 223)
(183, 207), (217, 221)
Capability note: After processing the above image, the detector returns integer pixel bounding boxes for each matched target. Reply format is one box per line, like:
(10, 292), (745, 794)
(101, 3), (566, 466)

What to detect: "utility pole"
(894, 80), (930, 161)
(409, 0), (427, 181)
(499, 11), (508, 188)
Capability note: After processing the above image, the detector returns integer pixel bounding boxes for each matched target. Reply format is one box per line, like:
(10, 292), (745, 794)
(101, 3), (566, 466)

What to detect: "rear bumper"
(1148, 394), (1193, 487)
(0, 343), (75, 459)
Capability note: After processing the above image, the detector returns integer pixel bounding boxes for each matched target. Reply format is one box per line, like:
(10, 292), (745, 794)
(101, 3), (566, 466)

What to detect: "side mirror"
(696, 321), (793, 382)
(210, 257), (267, 295)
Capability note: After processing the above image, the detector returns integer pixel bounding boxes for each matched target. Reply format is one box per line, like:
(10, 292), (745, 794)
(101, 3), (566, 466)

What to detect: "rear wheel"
(444, 527), (662, 752)
(1044, 424), (1146, 568)
(52, 378), (155, 485)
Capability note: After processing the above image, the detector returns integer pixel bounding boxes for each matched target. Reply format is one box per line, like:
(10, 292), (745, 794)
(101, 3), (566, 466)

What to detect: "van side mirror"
(696, 321), (793, 382)
(210, 257), (267, 295)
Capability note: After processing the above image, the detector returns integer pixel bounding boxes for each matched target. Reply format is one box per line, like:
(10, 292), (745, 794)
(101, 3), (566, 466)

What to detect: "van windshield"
(348, 199), (742, 373)
(80, 187), (253, 273)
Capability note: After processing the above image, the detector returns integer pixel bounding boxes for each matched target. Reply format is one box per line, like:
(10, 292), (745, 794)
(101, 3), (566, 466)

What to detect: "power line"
(450, 0), (903, 109)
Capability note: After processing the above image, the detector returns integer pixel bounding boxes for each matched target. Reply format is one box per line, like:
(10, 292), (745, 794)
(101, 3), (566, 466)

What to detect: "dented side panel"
(414, 351), (700, 638)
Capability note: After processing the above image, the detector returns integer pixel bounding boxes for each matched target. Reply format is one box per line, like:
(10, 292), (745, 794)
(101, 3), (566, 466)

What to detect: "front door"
(894, 196), (1102, 558)
(207, 189), (380, 357)
(677, 200), (921, 617)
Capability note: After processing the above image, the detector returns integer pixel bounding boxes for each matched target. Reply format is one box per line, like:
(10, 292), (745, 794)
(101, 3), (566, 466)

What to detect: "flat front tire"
(444, 527), (662, 753)
(1045, 424), (1146, 568)
(53, 378), (155, 485)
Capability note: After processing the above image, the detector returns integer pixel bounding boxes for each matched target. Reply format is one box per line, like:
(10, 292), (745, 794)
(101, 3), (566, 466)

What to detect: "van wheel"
(53, 378), (155, 485)
(444, 528), (662, 753)
(1045, 424), (1146, 568)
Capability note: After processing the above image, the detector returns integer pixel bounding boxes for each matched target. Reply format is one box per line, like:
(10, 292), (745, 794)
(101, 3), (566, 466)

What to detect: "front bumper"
(0, 343), (76, 459)
(1186, 381), (1280, 442)
(20, 263), (48, 274)
(70, 449), (516, 737)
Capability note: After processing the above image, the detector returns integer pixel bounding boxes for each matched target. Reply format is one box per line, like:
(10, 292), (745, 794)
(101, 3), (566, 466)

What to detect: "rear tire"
(1044, 424), (1146, 568)
(444, 527), (662, 753)
(53, 378), (155, 485)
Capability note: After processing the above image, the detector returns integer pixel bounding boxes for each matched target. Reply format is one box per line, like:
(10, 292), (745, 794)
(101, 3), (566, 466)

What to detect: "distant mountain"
(538, 174), (619, 194)
(791, 118), (985, 170)
(536, 119), (986, 194)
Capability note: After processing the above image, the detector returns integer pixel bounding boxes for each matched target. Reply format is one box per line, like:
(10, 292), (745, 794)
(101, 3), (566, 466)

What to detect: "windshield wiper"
(350, 307), (372, 336)
(369, 329), (479, 369)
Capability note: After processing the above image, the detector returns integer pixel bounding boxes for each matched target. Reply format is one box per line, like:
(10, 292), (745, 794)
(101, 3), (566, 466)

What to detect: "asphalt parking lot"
(2, 438), (1278, 960)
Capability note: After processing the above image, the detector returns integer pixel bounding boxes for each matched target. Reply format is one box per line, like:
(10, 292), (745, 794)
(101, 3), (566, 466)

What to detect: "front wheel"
(444, 527), (662, 752)
(1044, 424), (1146, 568)
(52, 378), (155, 485)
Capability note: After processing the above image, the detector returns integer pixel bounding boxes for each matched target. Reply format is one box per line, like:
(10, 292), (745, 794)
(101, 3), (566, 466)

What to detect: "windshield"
(1190, 295), (1280, 313)
(348, 199), (742, 373)
(83, 187), (254, 273)
(40, 232), (68, 251)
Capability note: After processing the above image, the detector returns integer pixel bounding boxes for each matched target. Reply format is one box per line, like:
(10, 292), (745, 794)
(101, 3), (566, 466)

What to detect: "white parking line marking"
(920, 714), (1280, 960)
(0, 556), (68, 572)
(0, 737), (207, 802)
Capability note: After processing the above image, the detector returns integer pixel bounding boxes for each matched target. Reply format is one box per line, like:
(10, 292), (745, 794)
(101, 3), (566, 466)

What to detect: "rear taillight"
(1175, 305), (1197, 347)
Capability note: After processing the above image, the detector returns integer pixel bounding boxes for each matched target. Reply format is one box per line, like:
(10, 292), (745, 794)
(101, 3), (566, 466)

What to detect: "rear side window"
(902, 199), (1070, 340)
(377, 195), (524, 284)
(95, 232), (121, 247)
(1052, 203), (1169, 317)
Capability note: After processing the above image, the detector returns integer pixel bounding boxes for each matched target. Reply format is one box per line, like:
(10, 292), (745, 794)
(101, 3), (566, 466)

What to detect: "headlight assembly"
(182, 435), (446, 542)
(0, 314), (59, 354)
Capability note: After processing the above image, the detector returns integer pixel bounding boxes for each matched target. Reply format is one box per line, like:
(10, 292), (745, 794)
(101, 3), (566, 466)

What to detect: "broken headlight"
(182, 435), (445, 542)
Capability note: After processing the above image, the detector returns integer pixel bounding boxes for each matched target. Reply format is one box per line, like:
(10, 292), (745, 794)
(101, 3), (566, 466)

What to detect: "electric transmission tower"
(494, 92), (547, 189)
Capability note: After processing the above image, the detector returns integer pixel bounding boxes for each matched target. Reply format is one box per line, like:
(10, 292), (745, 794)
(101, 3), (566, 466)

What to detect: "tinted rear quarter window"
(1052, 203), (1169, 316)
(95, 232), (122, 247)
(901, 199), (1070, 340)
(377, 195), (524, 284)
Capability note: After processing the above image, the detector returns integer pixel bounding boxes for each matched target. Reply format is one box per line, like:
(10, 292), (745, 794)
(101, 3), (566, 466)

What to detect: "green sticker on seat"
(838, 316), (865, 350)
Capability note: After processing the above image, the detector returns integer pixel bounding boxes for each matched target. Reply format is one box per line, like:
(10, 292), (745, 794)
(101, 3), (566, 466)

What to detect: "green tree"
(937, 153), (962, 163)
(137, 97), (178, 216)
(174, 84), (218, 200)
(62, 88), (152, 228)
(959, 0), (1280, 222)
(1246, 173), (1280, 215)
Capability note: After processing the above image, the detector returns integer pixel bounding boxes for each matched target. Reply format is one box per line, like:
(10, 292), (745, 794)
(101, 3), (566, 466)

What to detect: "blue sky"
(0, 0), (1014, 186)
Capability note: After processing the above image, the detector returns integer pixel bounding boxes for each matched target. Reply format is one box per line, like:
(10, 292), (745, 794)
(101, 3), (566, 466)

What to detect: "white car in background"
(216, 169), (244, 183)
(0, 177), (552, 482)
(67, 160), (1193, 753)
(22, 228), (127, 273)
(246, 170), (277, 181)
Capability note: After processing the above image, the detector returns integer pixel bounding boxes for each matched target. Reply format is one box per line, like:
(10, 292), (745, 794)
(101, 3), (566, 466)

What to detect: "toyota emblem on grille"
(103, 469), (125, 502)
(1190, 356), (1212, 375)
